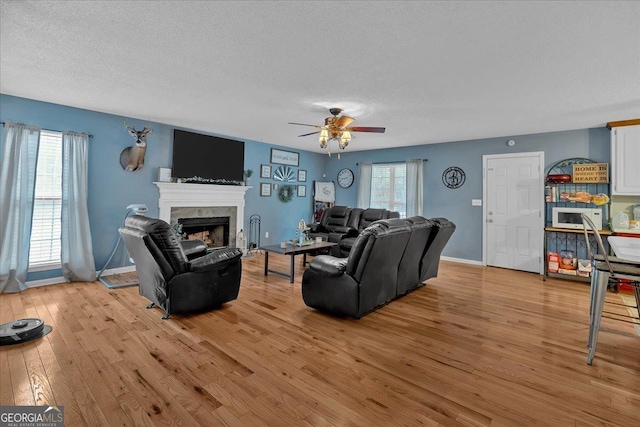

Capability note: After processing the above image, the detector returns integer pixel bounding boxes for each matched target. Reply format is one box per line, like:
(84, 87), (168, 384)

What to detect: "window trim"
(28, 262), (61, 272)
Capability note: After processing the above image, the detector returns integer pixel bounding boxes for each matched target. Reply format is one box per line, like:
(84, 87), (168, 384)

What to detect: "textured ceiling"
(1, 1), (639, 153)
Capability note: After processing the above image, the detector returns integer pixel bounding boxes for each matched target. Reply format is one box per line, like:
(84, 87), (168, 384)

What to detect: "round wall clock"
(442, 166), (466, 189)
(337, 168), (354, 188)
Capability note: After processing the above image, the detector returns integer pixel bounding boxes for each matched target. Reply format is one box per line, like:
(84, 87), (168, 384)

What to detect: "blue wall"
(1, 94), (612, 278)
(0, 94), (326, 280)
(323, 127), (610, 262)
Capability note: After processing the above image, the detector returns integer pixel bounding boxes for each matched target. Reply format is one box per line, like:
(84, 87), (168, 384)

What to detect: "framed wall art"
(297, 185), (306, 197)
(260, 182), (272, 197)
(298, 169), (307, 182)
(260, 164), (272, 178)
(270, 148), (299, 166)
(274, 165), (296, 182)
(157, 167), (172, 182)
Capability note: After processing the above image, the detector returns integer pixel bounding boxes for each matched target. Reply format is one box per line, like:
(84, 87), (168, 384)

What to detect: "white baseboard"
(100, 265), (136, 276)
(26, 265), (136, 288)
(441, 256), (483, 266)
(27, 276), (67, 288)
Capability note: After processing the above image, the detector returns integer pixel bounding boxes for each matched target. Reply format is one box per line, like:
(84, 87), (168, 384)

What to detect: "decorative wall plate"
(274, 166), (296, 182)
(442, 166), (466, 189)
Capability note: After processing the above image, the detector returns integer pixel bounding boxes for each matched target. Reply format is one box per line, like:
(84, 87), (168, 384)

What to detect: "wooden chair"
(581, 214), (640, 364)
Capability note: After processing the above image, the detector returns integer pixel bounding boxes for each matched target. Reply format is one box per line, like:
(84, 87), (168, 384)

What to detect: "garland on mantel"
(176, 176), (243, 185)
(278, 185), (295, 203)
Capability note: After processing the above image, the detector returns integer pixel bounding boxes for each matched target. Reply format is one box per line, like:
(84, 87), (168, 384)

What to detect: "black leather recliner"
(301, 216), (455, 318)
(307, 205), (352, 242)
(119, 215), (242, 319)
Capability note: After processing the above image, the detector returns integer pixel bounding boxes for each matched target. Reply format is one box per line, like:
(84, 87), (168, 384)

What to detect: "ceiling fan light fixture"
(319, 128), (329, 148)
(339, 131), (351, 149)
(291, 108), (384, 156)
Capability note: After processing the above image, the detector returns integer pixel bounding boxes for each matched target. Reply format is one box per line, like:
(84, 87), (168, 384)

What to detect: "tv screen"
(172, 130), (245, 182)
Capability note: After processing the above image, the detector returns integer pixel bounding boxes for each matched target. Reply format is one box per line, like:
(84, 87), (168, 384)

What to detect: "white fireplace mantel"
(154, 182), (251, 234)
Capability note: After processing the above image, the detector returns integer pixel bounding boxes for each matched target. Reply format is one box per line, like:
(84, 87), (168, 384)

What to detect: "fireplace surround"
(154, 182), (250, 248)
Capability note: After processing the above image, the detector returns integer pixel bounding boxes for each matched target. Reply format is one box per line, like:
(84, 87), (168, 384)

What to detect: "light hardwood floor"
(1, 254), (639, 426)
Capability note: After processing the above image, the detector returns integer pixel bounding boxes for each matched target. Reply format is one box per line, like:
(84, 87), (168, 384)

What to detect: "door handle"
(488, 211), (493, 215)
(488, 219), (494, 223)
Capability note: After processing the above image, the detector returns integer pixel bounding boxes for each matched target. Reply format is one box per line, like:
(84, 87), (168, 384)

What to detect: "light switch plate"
(472, 199), (482, 206)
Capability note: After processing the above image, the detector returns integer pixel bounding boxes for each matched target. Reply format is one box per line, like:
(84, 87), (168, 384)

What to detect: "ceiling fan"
(288, 108), (385, 155)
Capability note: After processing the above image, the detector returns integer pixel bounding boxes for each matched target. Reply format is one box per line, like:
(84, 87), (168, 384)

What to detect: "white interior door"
(484, 152), (544, 274)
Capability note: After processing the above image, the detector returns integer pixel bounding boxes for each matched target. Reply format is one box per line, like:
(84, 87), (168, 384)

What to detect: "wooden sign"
(572, 163), (609, 183)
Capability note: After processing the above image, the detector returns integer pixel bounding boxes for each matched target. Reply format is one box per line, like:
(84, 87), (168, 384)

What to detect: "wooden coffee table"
(260, 241), (338, 283)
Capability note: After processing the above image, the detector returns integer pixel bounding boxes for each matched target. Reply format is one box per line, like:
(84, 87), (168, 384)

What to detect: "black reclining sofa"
(119, 215), (243, 319)
(301, 217), (455, 318)
(308, 206), (399, 257)
(336, 208), (400, 257)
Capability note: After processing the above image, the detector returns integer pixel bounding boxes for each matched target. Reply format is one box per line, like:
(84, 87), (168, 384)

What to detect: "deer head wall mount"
(120, 121), (152, 172)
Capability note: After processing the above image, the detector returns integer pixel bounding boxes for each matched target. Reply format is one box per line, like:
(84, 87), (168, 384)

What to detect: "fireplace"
(154, 182), (251, 249)
(179, 216), (230, 249)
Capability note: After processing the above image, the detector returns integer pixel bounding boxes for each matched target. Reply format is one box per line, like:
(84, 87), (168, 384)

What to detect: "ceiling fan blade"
(333, 115), (355, 128)
(348, 126), (386, 133)
(298, 131), (320, 137)
(288, 122), (322, 128)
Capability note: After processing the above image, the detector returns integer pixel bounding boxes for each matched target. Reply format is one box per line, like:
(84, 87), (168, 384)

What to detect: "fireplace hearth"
(179, 216), (230, 248)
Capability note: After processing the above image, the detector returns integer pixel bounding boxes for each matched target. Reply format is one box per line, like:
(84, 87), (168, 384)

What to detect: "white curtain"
(406, 159), (424, 217)
(61, 131), (96, 282)
(0, 122), (41, 293)
(357, 162), (372, 208)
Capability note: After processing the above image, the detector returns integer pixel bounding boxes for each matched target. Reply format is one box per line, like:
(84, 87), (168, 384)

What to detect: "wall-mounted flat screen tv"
(172, 129), (245, 182)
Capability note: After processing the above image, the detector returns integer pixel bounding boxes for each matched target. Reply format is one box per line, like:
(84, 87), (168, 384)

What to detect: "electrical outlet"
(472, 199), (482, 206)
(265, 231), (269, 238)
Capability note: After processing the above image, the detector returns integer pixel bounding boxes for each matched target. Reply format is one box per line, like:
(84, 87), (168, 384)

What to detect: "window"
(370, 163), (406, 217)
(29, 130), (62, 268)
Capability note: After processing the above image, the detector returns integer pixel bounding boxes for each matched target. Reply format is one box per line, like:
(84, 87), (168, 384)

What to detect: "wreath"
(278, 185), (295, 203)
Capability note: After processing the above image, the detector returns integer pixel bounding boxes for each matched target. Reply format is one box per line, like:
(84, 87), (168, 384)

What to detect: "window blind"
(370, 163), (407, 217)
(29, 130), (63, 267)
